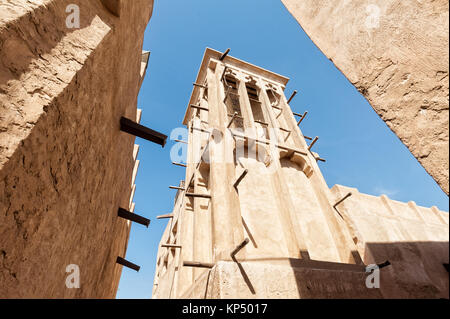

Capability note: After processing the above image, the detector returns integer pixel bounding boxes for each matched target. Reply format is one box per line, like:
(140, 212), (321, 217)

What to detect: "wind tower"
(152, 48), (449, 299)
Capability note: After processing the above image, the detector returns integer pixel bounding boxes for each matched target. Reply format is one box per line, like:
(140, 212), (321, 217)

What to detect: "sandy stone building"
(0, 0), (164, 298)
(280, 0), (449, 195)
(152, 49), (449, 299)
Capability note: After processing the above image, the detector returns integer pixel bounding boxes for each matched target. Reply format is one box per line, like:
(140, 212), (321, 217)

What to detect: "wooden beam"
(169, 186), (185, 191)
(377, 260), (391, 269)
(172, 162), (187, 168)
(231, 238), (250, 257)
(227, 112), (239, 128)
(192, 126), (211, 134)
(277, 144), (307, 156)
(118, 207), (150, 228)
(183, 261), (215, 269)
(308, 136), (319, 151)
(161, 244), (182, 249)
(297, 111), (308, 126)
(185, 193), (211, 199)
(190, 104), (209, 112)
(193, 82), (207, 89)
(116, 257), (140, 272)
(120, 117), (167, 147)
(333, 192), (352, 208)
(220, 66), (228, 82)
(231, 131), (308, 156)
(174, 139), (187, 144)
(287, 90), (298, 104)
(254, 120), (268, 126)
(157, 214), (174, 219)
(219, 48), (231, 61)
(233, 169), (248, 189)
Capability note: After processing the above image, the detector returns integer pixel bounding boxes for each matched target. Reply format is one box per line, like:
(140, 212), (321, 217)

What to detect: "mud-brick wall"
(281, 0), (449, 195)
(331, 185), (449, 298)
(0, 0), (153, 298)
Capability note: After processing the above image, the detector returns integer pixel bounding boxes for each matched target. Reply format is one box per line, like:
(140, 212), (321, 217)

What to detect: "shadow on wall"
(0, 0), (143, 298)
(364, 241), (449, 299)
(289, 241), (449, 299)
(0, 0), (116, 90)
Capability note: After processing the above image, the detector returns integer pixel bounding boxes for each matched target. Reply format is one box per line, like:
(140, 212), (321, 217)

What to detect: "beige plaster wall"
(331, 185), (449, 298)
(153, 49), (448, 299)
(173, 186), (449, 299)
(185, 260), (382, 299)
(281, 0), (449, 194)
(0, 0), (153, 298)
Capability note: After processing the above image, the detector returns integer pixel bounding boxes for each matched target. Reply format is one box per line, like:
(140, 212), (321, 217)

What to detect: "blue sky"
(116, 0), (449, 299)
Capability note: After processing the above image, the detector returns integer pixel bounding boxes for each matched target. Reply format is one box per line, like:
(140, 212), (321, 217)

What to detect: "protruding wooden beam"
(172, 162), (187, 168)
(231, 130), (308, 156)
(308, 136), (319, 151)
(193, 82), (207, 89)
(254, 120), (269, 126)
(157, 214), (174, 220)
(231, 238), (250, 257)
(220, 66), (228, 81)
(118, 207), (150, 228)
(174, 139), (188, 144)
(116, 257), (140, 272)
(183, 261), (215, 269)
(377, 260), (391, 269)
(185, 193), (211, 199)
(169, 186), (185, 191)
(292, 111), (303, 117)
(120, 117), (167, 147)
(316, 157), (326, 163)
(227, 112), (239, 128)
(303, 135), (313, 140)
(161, 244), (182, 249)
(297, 111), (308, 126)
(190, 104), (209, 112)
(333, 192), (352, 208)
(219, 48), (231, 61)
(272, 104), (282, 110)
(233, 169), (248, 189)
(277, 144), (308, 156)
(191, 126), (211, 134)
(287, 90), (298, 104)
(283, 130), (292, 141)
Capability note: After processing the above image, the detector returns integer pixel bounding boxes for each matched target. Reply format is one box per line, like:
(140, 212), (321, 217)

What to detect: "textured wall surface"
(157, 185), (449, 299)
(183, 260), (382, 299)
(281, 0), (449, 194)
(0, 0), (153, 298)
(153, 49), (448, 299)
(331, 185), (449, 299)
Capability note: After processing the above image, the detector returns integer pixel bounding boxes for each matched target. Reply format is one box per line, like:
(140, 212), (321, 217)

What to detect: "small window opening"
(247, 84), (268, 139)
(223, 75), (243, 128)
